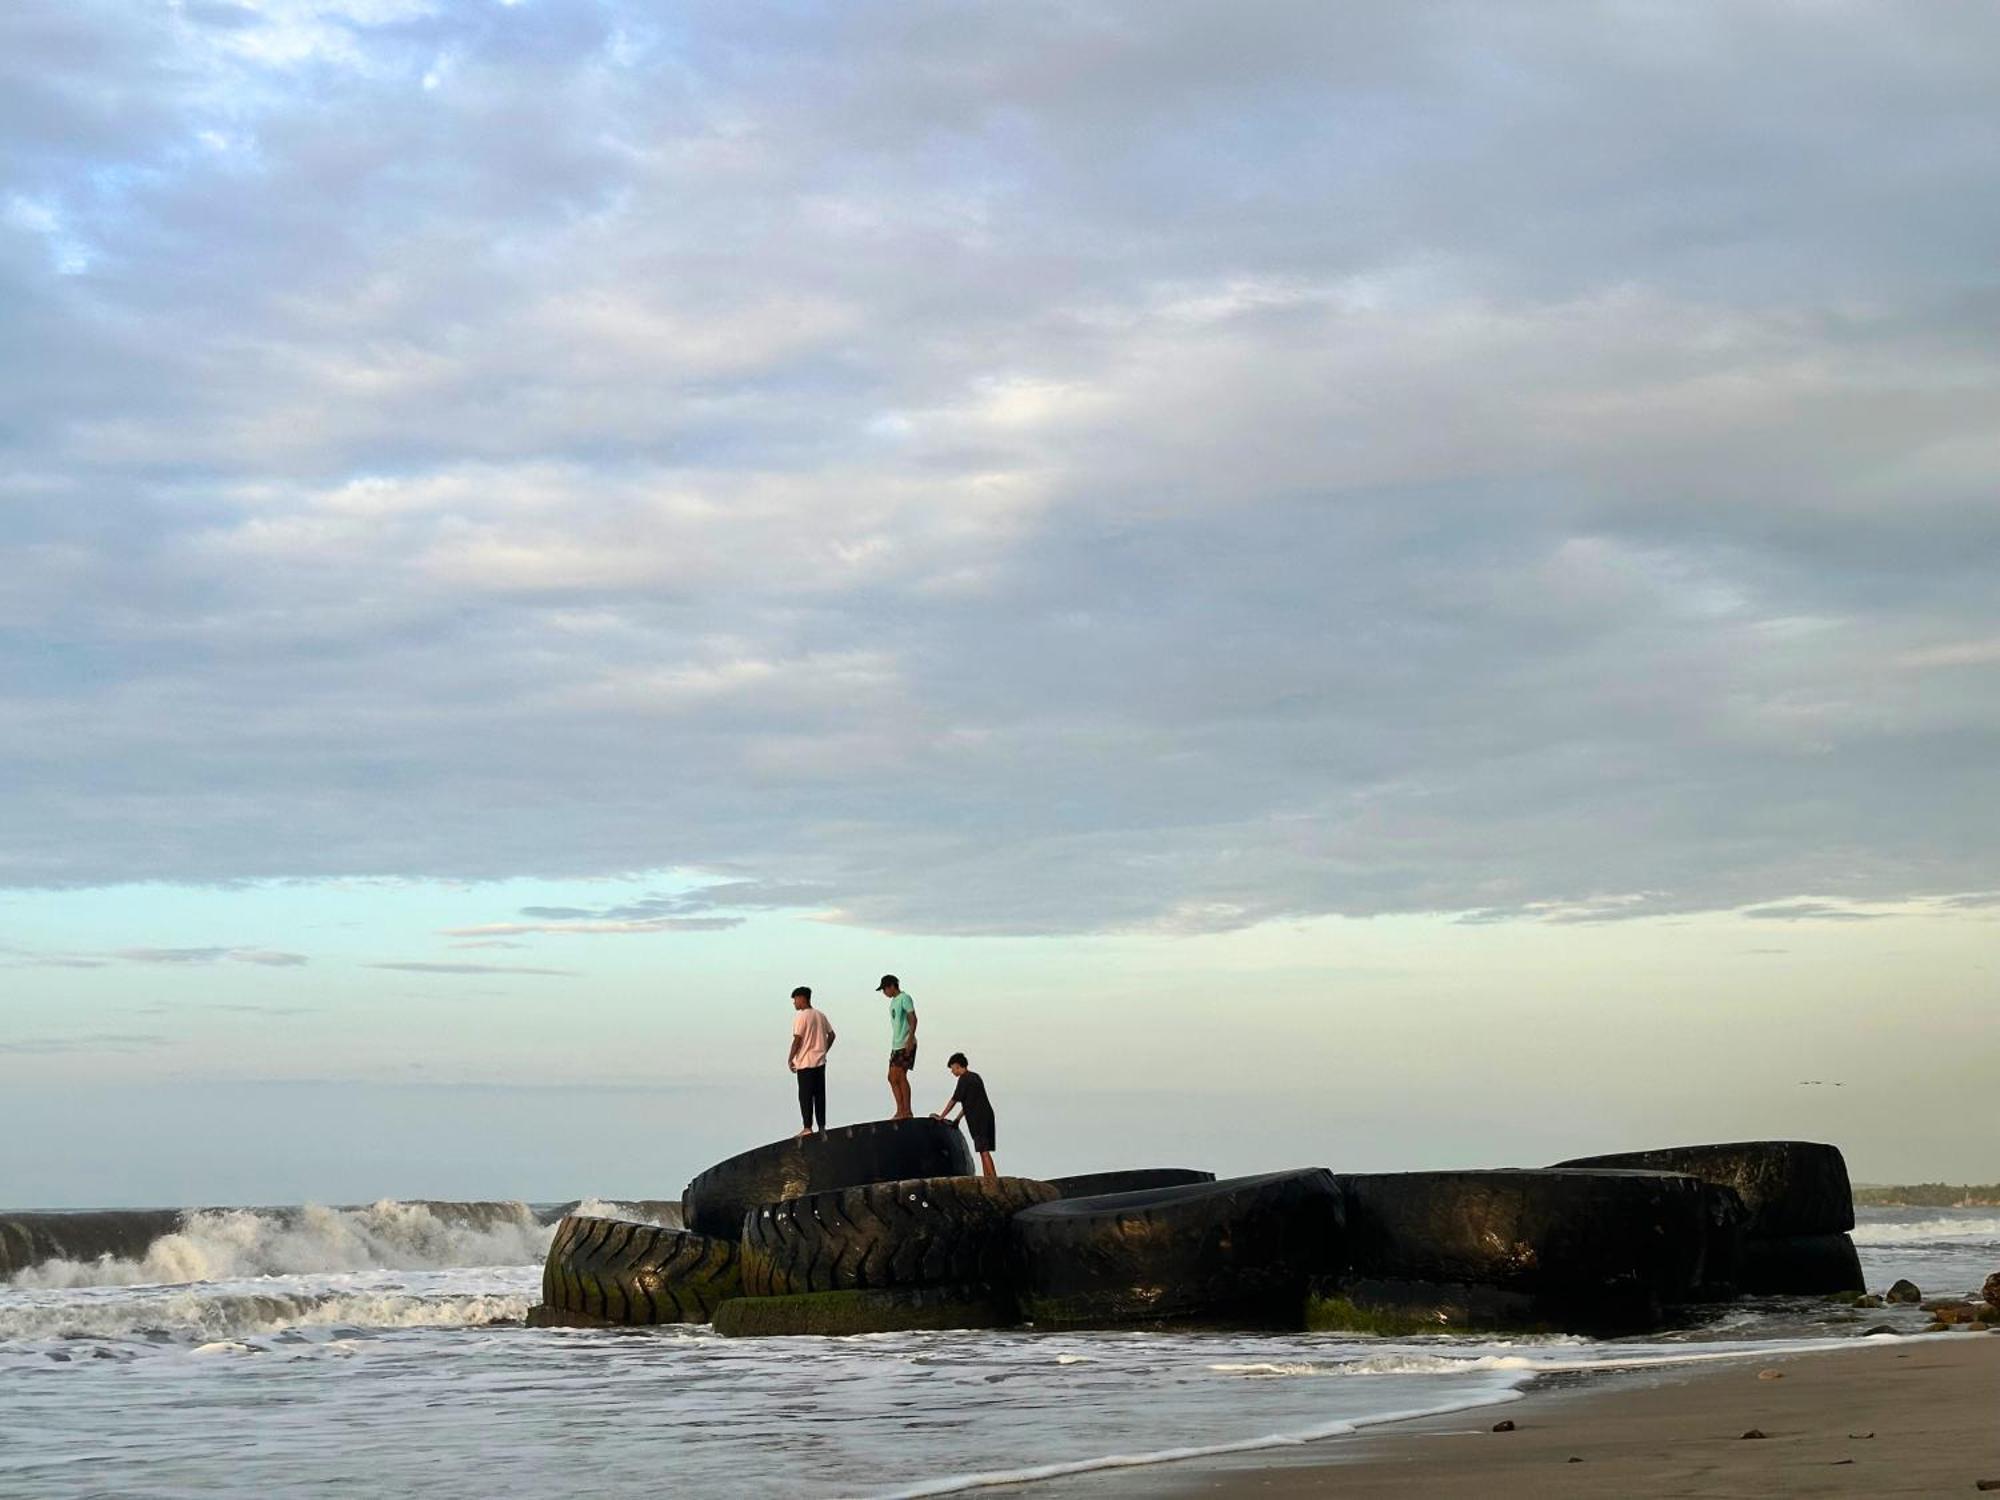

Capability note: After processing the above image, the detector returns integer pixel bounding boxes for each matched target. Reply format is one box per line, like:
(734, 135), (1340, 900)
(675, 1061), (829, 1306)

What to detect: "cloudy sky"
(3, 1), (1996, 1205)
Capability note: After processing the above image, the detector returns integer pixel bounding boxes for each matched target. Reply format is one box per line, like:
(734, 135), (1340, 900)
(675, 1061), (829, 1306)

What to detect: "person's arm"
(788, 1013), (804, 1071)
(931, 1073), (962, 1122)
(905, 1004), (917, 1045)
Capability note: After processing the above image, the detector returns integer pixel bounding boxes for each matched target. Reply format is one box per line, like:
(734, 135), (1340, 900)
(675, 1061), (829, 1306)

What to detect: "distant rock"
(1885, 1279), (1922, 1303)
(1983, 1271), (2000, 1306)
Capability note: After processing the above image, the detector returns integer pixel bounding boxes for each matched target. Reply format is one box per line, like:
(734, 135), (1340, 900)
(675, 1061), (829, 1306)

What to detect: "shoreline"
(1005, 1333), (2000, 1499)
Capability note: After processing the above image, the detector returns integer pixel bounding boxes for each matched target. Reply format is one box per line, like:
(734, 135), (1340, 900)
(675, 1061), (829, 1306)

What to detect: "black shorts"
(967, 1115), (996, 1153)
(889, 1043), (916, 1071)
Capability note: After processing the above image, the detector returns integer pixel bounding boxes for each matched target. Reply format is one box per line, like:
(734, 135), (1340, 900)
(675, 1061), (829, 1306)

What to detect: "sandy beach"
(1024, 1333), (2000, 1499)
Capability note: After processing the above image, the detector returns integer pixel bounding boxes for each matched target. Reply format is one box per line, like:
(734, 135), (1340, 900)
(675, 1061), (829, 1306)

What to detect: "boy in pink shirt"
(787, 986), (836, 1137)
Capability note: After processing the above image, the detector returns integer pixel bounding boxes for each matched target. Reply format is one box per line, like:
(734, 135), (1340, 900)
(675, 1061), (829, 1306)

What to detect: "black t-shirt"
(949, 1070), (994, 1127)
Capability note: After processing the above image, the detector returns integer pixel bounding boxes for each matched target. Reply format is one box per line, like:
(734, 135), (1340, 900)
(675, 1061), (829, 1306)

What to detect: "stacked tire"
(714, 1174), (1059, 1336)
(530, 1119), (977, 1330)
(1553, 1142), (1861, 1295)
(529, 1214), (741, 1328)
(1045, 1168), (1214, 1200)
(1319, 1169), (1722, 1335)
(684, 1119), (973, 1239)
(1011, 1169), (1345, 1329)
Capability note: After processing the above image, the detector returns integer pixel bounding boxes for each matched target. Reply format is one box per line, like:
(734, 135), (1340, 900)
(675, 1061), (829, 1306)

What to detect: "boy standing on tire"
(880, 974), (916, 1120)
(932, 1052), (997, 1179)
(788, 986), (835, 1138)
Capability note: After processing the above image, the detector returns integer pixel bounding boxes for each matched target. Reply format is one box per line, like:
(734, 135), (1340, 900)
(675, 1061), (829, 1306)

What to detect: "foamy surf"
(1849, 1214), (2000, 1244)
(5, 1198), (675, 1289)
(859, 1389), (1530, 1500)
(0, 1280), (536, 1342)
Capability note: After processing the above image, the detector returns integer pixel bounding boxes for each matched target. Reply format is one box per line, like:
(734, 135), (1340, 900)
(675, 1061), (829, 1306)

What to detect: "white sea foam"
(12, 1201), (557, 1289)
(0, 1283), (534, 1343)
(1850, 1215), (2000, 1244)
(863, 1389), (1528, 1500)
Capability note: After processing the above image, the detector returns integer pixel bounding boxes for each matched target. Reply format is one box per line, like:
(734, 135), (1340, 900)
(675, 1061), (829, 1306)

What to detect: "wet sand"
(1024, 1334), (2000, 1498)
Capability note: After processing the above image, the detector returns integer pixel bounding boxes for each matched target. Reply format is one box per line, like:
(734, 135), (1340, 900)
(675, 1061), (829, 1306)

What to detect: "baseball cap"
(875, 974), (899, 991)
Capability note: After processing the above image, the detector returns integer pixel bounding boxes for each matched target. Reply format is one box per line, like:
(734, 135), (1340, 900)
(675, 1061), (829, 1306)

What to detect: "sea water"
(0, 1203), (1990, 1499)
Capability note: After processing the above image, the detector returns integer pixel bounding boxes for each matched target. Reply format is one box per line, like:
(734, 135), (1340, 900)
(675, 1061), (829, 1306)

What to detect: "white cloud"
(0, 1), (1995, 932)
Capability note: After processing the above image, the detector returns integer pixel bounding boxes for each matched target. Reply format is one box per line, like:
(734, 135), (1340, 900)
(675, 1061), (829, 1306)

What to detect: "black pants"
(796, 1065), (826, 1131)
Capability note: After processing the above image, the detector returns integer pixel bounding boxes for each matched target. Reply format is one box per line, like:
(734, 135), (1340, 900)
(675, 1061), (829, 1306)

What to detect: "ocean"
(0, 1201), (1991, 1498)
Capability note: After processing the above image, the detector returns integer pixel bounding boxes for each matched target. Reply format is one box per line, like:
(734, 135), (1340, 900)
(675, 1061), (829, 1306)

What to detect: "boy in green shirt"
(879, 973), (917, 1119)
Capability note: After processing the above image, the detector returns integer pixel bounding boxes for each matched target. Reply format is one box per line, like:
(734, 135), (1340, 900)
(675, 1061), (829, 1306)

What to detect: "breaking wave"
(7, 1198), (677, 1290)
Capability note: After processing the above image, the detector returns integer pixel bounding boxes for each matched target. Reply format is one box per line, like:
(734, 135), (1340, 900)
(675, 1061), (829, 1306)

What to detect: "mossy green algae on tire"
(1010, 1168), (1344, 1329)
(1305, 1277), (1672, 1337)
(1552, 1141), (1854, 1237)
(534, 1214), (740, 1326)
(712, 1284), (1016, 1338)
(684, 1119), (973, 1240)
(741, 1174), (1057, 1297)
(1046, 1169), (1214, 1200)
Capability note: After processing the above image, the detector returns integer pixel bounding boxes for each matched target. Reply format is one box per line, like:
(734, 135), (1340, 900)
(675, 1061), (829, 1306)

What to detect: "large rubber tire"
(1533, 1168), (1749, 1299)
(1338, 1169), (1714, 1303)
(535, 1214), (740, 1326)
(1306, 1276), (1671, 1337)
(1738, 1232), (1865, 1295)
(1552, 1141), (1854, 1237)
(741, 1175), (1057, 1297)
(1046, 1169), (1215, 1200)
(712, 1284), (1015, 1338)
(684, 1120), (972, 1240)
(1010, 1168), (1344, 1329)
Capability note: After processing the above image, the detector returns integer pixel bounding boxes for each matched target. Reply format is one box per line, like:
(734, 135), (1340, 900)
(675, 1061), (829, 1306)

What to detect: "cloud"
(1935, 891), (2000, 910)
(1738, 902), (1890, 924)
(367, 961), (579, 976)
(441, 917), (744, 937)
(0, 1033), (171, 1055)
(111, 947), (309, 966)
(0, 3), (1996, 934)
(442, 882), (814, 937)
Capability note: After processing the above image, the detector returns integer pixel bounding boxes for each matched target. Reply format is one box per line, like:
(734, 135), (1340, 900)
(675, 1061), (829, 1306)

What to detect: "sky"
(2, 1), (1996, 1206)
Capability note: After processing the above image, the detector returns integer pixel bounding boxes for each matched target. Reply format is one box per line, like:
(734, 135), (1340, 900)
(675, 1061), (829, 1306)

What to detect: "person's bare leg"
(888, 1065), (911, 1119)
(978, 1150), (996, 1180)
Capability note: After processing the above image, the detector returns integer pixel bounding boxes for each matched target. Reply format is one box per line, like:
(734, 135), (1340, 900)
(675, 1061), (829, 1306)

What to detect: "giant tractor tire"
(1739, 1232), (1865, 1295)
(741, 1175), (1057, 1297)
(1322, 1169), (1719, 1334)
(684, 1120), (972, 1240)
(530, 1214), (740, 1327)
(1046, 1169), (1214, 1200)
(1552, 1141), (1854, 1238)
(1010, 1168), (1344, 1329)
(713, 1284), (1015, 1338)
